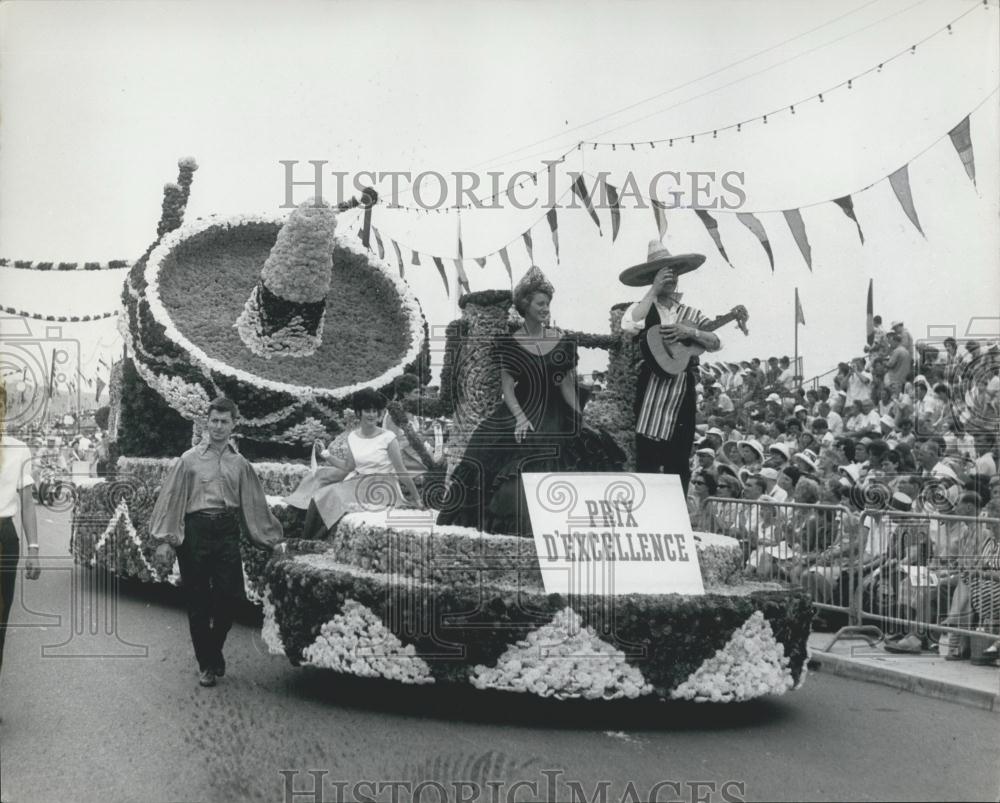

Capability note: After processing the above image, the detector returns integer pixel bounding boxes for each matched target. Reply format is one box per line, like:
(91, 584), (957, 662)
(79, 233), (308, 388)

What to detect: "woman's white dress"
(284, 429), (403, 529)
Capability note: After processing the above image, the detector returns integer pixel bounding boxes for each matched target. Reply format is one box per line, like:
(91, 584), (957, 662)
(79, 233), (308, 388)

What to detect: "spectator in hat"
(694, 446), (717, 475)
(758, 467), (782, 499)
(737, 439), (765, 473)
(890, 320), (914, 354)
(768, 441), (790, 467)
(793, 449), (819, 476)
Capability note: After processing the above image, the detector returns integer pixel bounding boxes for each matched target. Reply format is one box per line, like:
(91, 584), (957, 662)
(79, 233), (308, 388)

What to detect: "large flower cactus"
(235, 199), (338, 358)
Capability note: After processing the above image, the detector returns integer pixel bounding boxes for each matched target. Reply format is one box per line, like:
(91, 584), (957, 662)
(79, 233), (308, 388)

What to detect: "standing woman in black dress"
(438, 266), (623, 536)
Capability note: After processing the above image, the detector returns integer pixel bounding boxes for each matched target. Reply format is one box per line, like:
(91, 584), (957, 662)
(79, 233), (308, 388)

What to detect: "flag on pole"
(652, 200), (668, 241)
(794, 288), (805, 326)
(48, 348), (57, 397)
(866, 279), (874, 345)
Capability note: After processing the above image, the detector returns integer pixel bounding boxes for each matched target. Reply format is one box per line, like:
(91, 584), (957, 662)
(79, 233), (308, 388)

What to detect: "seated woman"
(285, 388), (423, 539)
(436, 266), (625, 537)
(687, 471), (719, 531)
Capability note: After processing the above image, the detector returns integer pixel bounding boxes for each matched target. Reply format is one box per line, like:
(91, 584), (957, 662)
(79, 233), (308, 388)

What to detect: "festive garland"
(0, 305), (118, 321)
(0, 259), (130, 271)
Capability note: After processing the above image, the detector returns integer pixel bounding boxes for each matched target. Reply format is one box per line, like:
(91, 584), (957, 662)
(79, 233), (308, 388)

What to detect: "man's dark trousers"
(0, 517), (20, 673)
(635, 377), (697, 495)
(177, 511), (246, 672)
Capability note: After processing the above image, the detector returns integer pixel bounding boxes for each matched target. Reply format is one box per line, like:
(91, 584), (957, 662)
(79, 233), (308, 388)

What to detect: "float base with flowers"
(261, 512), (812, 702)
(70, 457), (307, 602)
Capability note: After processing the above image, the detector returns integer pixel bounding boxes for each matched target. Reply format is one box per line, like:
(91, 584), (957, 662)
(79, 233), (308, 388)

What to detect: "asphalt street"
(1, 509), (998, 803)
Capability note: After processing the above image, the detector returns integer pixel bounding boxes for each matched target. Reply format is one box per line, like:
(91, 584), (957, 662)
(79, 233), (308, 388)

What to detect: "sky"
(1, 0), (998, 394)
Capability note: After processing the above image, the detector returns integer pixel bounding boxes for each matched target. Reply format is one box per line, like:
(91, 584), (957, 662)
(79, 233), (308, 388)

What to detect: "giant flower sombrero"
(121, 163), (428, 449)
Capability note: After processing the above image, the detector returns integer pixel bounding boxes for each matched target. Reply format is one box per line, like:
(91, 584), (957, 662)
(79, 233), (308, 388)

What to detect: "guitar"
(642, 305), (749, 377)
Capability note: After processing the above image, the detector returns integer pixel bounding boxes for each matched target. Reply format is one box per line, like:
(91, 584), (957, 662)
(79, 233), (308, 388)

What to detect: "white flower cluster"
(301, 600), (434, 685)
(88, 500), (159, 578)
(260, 589), (286, 656)
(670, 611), (794, 703)
(470, 607), (653, 701)
(143, 211), (426, 399)
(259, 201), (338, 303)
(270, 416), (330, 446)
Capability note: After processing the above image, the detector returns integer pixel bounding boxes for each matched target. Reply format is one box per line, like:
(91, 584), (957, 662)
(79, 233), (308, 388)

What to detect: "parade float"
(70, 158), (811, 701)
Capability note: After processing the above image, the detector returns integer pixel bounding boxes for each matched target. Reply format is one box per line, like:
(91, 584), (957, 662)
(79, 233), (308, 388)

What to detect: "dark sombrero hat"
(618, 239), (706, 287)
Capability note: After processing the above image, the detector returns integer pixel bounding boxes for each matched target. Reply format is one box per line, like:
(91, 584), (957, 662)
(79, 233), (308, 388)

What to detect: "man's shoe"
(198, 669), (217, 687)
(213, 656), (226, 678)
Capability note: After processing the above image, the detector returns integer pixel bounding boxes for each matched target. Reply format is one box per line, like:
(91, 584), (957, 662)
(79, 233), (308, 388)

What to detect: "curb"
(808, 652), (1000, 713)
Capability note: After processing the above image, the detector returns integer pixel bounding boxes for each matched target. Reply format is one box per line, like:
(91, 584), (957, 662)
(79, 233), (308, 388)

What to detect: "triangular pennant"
(546, 207), (559, 263)
(736, 213), (774, 271)
(782, 209), (812, 270)
(372, 227), (385, 260)
(795, 287), (806, 326)
(498, 247), (512, 281)
(522, 230), (533, 263)
(833, 196), (864, 244)
(947, 116), (976, 186)
(411, 250), (421, 266)
(604, 180), (621, 242)
(693, 209), (731, 266)
(453, 259), (471, 294)
(652, 200), (668, 241)
(474, 257), (486, 269)
(571, 175), (602, 233)
(391, 240), (405, 278)
(888, 165), (924, 236)
(432, 256), (449, 296)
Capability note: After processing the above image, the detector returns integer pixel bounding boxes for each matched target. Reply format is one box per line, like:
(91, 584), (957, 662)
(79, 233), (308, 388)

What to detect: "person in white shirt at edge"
(0, 381), (42, 691)
(619, 241), (721, 495)
(845, 358), (873, 407)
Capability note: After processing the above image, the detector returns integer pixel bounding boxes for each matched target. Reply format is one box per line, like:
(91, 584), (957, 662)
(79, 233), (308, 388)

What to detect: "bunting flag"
(866, 279), (874, 346)
(833, 196), (864, 244)
(735, 213), (774, 271)
(888, 165), (924, 236)
(604, 180), (621, 242)
(693, 209), (731, 266)
(98, 358), (110, 370)
(432, 256), (450, 296)
(498, 247), (512, 281)
(95, 376), (106, 403)
(474, 257), (486, 269)
(457, 213), (464, 258)
(372, 227), (386, 260)
(391, 239), (405, 278)
(652, 200), (668, 241)
(411, 250), (421, 266)
(522, 230), (533, 263)
(947, 116), (975, 186)
(571, 175), (601, 233)
(453, 259), (471, 294)
(782, 209), (812, 270)
(794, 288), (806, 326)
(546, 208), (559, 263)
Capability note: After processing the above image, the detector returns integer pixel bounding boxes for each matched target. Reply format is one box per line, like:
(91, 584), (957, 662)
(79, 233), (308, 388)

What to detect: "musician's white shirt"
(620, 296), (683, 336)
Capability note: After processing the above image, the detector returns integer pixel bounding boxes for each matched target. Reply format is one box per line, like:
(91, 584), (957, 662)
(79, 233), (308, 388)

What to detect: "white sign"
(521, 472), (704, 596)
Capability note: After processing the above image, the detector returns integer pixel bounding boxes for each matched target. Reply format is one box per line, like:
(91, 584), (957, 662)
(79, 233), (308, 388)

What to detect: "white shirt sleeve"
(620, 302), (645, 336)
(18, 447), (34, 491)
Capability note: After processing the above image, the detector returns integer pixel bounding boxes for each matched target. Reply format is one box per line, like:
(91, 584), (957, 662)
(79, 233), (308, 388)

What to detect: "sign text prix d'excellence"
(521, 473), (704, 597)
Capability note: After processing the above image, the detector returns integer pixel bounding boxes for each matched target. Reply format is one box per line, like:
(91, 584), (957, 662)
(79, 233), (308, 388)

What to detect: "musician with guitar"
(620, 240), (749, 493)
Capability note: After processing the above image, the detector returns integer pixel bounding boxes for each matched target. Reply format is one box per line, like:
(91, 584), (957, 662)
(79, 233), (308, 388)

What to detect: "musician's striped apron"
(635, 302), (710, 441)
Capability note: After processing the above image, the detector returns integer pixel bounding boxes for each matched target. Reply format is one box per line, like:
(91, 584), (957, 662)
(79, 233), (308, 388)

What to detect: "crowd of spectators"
(686, 317), (1000, 663)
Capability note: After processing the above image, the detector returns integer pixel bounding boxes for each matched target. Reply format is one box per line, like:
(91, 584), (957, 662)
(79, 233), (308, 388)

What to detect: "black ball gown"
(437, 333), (625, 537)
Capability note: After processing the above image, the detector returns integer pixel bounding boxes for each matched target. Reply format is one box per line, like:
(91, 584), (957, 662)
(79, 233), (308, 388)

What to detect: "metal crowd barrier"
(702, 497), (1000, 651)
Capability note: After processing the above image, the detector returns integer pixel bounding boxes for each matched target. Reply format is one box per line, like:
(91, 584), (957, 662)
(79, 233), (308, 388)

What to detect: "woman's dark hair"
(696, 471), (718, 496)
(882, 449), (902, 467)
(208, 397), (239, 419)
(835, 438), (856, 462)
(780, 465), (801, 486)
(868, 440), (889, 461)
(350, 387), (388, 415)
(933, 383), (951, 400)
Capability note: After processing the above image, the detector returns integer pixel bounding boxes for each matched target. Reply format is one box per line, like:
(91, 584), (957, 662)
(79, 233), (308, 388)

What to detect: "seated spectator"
(737, 439), (765, 473)
(811, 416), (834, 446)
(774, 465), (800, 503)
(693, 445), (717, 475)
(758, 467), (782, 499)
(846, 358), (874, 407)
(687, 472), (718, 531)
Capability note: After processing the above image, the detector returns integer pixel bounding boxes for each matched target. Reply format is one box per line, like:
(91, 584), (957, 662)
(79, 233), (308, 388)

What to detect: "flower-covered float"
(262, 512), (812, 702)
(71, 159), (430, 594)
